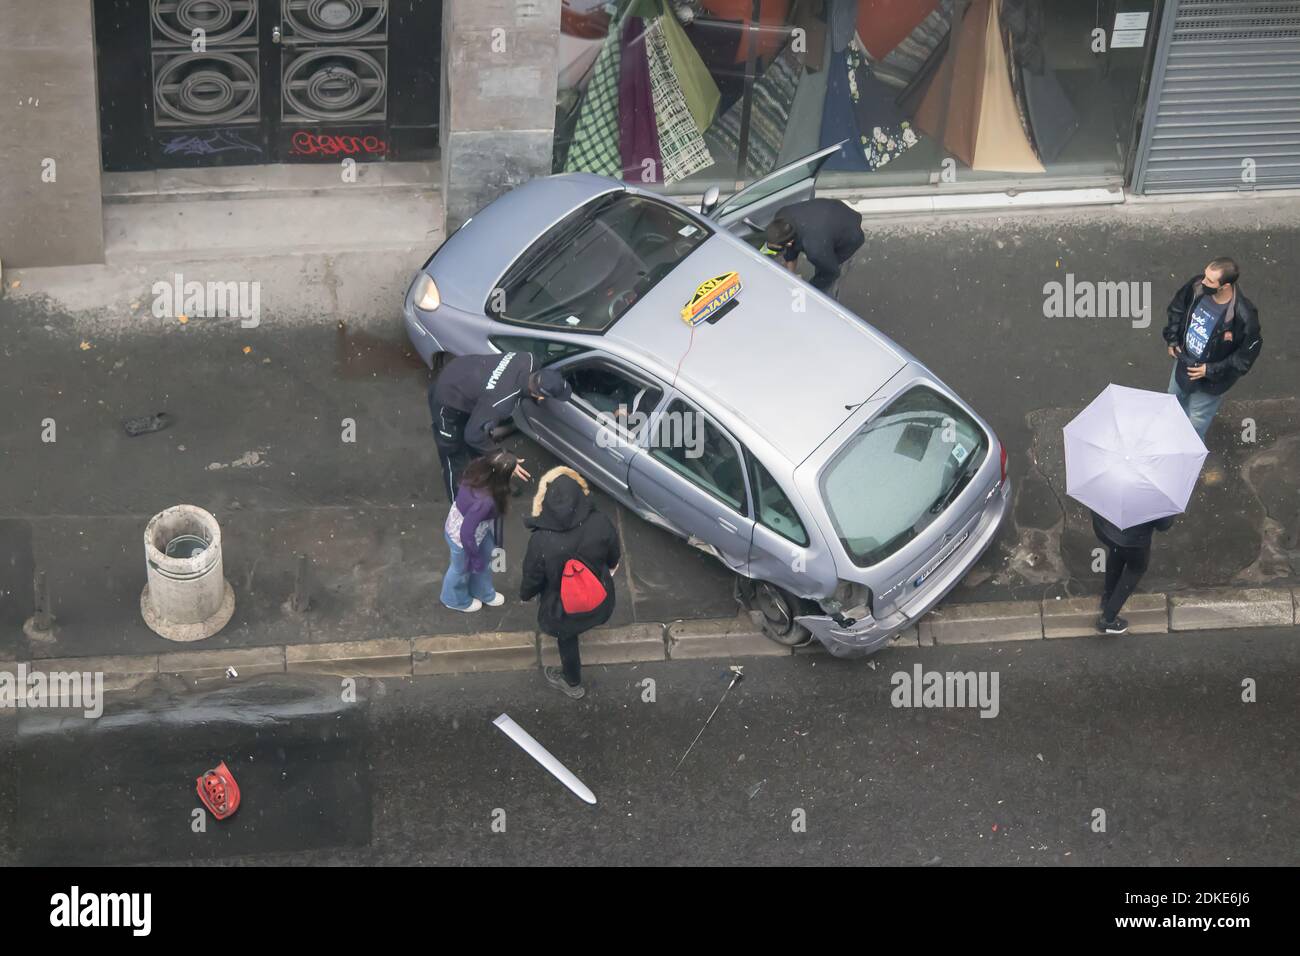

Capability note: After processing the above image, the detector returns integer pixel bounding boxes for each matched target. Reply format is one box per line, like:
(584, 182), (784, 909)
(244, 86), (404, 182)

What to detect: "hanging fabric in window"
(646, 19), (717, 182)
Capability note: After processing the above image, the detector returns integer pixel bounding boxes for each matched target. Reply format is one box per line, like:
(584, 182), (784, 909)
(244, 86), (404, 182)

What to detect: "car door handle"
(717, 517), (738, 533)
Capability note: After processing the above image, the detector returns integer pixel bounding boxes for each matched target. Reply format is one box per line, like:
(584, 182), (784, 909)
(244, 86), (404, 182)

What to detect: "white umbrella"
(1063, 384), (1207, 530)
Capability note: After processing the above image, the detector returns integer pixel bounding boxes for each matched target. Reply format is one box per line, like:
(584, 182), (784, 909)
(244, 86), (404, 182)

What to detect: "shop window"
(554, 1), (1154, 194)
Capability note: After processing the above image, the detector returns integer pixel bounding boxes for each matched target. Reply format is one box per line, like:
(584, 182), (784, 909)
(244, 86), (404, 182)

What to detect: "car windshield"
(491, 193), (710, 333)
(819, 386), (988, 567)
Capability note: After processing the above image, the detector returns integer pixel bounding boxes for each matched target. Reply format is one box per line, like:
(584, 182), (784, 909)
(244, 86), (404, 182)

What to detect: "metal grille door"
(95, 0), (440, 171)
(1133, 0), (1300, 193)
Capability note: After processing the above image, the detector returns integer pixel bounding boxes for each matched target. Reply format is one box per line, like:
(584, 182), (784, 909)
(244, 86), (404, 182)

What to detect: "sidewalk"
(2, 191), (1297, 669)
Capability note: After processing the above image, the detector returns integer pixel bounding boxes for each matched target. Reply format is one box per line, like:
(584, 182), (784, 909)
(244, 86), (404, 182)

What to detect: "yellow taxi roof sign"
(681, 272), (741, 326)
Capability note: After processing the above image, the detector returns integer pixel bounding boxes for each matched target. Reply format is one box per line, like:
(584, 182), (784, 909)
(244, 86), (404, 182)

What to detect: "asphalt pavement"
(4, 627), (1296, 866)
(1, 200), (1297, 663)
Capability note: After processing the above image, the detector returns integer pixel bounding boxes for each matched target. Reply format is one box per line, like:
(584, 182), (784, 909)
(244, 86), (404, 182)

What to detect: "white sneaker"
(483, 592), (505, 607)
(446, 598), (483, 613)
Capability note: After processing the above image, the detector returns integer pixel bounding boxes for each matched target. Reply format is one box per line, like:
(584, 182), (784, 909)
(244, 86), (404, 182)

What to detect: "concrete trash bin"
(140, 504), (235, 642)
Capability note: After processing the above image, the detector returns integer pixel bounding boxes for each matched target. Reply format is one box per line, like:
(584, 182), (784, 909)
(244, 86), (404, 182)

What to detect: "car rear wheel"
(744, 580), (813, 647)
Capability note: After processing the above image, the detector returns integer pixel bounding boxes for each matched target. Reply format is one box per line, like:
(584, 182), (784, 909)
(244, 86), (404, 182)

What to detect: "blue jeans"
(441, 529), (498, 610)
(1167, 364), (1224, 441)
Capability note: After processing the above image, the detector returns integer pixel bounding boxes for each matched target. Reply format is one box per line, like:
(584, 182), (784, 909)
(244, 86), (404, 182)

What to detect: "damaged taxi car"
(403, 148), (1010, 657)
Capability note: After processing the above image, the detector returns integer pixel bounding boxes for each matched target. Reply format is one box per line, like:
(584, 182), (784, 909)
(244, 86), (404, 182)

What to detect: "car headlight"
(413, 274), (440, 312)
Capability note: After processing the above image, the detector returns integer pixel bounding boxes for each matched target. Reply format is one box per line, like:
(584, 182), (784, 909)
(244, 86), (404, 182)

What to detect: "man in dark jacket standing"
(764, 198), (865, 298)
(520, 466), (621, 700)
(1162, 257), (1262, 441)
(428, 351), (572, 499)
(1092, 510), (1175, 635)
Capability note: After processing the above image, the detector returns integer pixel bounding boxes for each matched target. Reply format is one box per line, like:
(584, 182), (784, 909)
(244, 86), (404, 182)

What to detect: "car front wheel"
(744, 580), (814, 647)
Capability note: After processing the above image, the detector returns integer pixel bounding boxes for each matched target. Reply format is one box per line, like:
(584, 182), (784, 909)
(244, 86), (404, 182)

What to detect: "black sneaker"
(1097, 615), (1129, 635)
(544, 666), (585, 700)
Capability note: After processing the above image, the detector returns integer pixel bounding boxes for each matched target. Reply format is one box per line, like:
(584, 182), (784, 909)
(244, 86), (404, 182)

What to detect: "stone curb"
(919, 600), (1044, 645)
(1044, 593), (1167, 638)
(538, 623), (667, 668)
(285, 639), (413, 678)
(666, 614), (791, 660)
(159, 646), (286, 684)
(414, 631), (537, 675)
(5, 589), (1295, 685)
(1170, 587), (1296, 632)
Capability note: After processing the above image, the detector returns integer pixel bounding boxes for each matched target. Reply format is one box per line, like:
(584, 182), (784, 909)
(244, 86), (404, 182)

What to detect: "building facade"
(2, 0), (1298, 269)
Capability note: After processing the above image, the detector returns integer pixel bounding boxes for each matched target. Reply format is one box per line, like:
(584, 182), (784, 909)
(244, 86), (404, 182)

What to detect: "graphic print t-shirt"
(1184, 294), (1230, 360)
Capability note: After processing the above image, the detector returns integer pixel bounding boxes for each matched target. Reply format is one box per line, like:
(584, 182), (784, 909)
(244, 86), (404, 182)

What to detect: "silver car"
(403, 148), (1010, 657)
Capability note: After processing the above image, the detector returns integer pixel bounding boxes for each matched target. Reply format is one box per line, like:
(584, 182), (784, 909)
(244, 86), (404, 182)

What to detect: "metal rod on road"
(672, 666), (745, 776)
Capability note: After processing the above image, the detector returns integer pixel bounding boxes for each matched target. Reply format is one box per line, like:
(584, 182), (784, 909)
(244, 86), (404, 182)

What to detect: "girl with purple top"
(441, 450), (520, 612)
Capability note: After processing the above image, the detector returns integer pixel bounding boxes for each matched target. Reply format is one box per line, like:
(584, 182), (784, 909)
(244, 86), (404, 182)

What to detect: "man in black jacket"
(764, 198), (865, 298)
(1092, 510), (1175, 635)
(428, 351), (571, 500)
(1162, 258), (1262, 441)
(520, 466), (621, 700)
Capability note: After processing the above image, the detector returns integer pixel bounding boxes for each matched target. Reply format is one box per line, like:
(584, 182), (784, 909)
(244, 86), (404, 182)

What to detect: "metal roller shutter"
(1133, 0), (1300, 193)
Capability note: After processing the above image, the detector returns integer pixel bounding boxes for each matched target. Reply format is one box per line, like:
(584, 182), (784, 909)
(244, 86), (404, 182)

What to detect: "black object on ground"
(122, 412), (171, 436)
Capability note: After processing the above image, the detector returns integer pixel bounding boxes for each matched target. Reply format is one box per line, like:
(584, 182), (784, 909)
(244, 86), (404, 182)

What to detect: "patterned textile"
(704, 40), (802, 179)
(619, 15), (663, 182)
(871, 7), (951, 89)
(646, 20), (716, 183)
(823, 40), (921, 171)
(444, 503), (490, 549)
(659, 2), (721, 132)
(563, 13), (624, 176)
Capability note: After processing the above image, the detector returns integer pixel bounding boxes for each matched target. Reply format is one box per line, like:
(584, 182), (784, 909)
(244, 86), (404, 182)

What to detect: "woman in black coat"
(1091, 510), (1175, 634)
(520, 466), (621, 699)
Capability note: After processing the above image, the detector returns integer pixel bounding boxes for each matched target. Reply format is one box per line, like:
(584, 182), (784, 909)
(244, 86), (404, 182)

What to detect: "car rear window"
(490, 193), (710, 333)
(819, 386), (987, 567)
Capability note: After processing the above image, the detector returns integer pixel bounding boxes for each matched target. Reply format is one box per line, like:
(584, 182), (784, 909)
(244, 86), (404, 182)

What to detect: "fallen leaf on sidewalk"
(242, 346), (252, 354)
(178, 314), (188, 324)
(79, 341), (92, 350)
(10, 280), (20, 289)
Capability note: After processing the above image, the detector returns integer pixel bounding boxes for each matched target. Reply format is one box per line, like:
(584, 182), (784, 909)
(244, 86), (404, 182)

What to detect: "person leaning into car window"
(427, 351), (572, 500)
(763, 198), (865, 300)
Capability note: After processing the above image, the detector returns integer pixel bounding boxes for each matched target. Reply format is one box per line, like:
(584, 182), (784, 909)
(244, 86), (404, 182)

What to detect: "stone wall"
(439, 0), (561, 231)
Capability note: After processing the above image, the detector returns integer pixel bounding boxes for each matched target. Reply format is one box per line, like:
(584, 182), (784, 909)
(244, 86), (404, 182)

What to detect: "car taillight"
(999, 442), (1007, 483)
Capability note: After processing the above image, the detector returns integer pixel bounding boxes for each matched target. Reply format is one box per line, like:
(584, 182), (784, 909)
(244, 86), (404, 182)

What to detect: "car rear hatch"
(804, 367), (1005, 620)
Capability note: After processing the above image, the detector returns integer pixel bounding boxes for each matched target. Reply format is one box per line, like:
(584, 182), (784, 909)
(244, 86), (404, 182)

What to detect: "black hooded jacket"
(520, 467), (622, 638)
(430, 351), (535, 454)
(1162, 275), (1262, 396)
(1091, 510), (1175, 550)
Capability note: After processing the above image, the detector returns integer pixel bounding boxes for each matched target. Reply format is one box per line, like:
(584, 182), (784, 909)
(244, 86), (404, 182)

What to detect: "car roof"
(603, 229), (908, 464)
(431, 173), (620, 311)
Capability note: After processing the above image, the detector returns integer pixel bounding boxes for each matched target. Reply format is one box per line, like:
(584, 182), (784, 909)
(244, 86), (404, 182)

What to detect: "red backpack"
(560, 557), (607, 614)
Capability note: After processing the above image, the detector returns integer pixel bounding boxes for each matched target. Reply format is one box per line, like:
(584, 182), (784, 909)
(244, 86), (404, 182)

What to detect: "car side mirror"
(700, 185), (720, 217)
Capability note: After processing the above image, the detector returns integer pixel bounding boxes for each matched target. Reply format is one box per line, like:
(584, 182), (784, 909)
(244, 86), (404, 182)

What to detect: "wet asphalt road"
(4, 626), (1296, 866)
(1, 202), (1296, 867)
(2, 202), (1296, 665)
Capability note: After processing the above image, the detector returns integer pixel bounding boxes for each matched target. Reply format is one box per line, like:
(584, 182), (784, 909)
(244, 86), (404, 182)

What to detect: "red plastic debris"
(196, 761), (241, 820)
